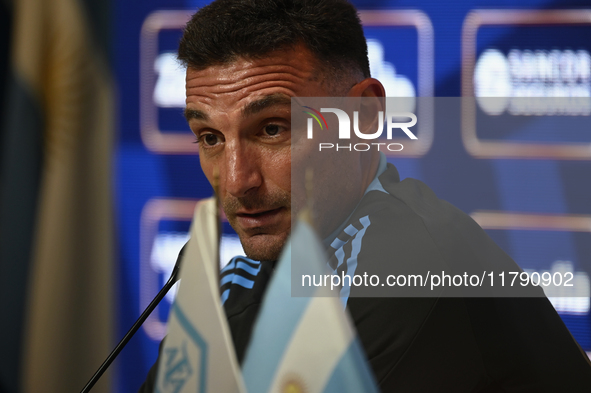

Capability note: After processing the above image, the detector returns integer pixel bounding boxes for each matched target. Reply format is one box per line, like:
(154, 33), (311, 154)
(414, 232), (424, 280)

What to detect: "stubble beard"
(223, 190), (292, 262)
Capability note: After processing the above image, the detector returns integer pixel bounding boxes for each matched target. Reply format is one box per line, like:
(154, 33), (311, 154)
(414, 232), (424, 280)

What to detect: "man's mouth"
(235, 207), (285, 230)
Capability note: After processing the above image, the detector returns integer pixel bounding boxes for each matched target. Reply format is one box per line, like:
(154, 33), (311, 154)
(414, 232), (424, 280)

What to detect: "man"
(141, 0), (591, 391)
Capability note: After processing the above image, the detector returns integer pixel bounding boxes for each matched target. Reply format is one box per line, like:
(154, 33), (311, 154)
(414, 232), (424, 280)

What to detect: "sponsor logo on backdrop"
(474, 48), (591, 116)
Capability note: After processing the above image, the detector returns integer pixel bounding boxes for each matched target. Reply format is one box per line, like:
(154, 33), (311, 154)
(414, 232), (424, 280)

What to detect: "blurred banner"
(0, 0), (114, 392)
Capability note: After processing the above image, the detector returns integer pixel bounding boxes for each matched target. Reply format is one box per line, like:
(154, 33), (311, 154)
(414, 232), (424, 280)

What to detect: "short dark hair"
(178, 0), (370, 89)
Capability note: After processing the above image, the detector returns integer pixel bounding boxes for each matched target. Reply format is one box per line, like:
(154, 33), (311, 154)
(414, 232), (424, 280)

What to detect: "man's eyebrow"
(184, 108), (209, 122)
(242, 93), (292, 117)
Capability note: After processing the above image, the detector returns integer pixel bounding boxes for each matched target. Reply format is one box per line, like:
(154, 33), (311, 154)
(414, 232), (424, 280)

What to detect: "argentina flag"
(155, 198), (246, 393)
(242, 220), (380, 393)
(1, 0), (114, 391)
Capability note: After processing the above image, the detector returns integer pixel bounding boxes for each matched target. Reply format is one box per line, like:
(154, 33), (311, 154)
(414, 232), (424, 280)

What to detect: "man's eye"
(264, 124), (281, 136)
(201, 133), (220, 146)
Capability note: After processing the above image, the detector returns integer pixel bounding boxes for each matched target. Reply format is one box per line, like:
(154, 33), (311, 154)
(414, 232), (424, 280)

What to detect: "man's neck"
(360, 150), (381, 196)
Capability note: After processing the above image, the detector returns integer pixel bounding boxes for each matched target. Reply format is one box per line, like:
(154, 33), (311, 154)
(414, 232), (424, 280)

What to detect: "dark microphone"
(80, 244), (186, 393)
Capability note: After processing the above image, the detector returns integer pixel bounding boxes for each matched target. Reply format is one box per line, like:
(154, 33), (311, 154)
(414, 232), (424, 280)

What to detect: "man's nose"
(224, 143), (262, 198)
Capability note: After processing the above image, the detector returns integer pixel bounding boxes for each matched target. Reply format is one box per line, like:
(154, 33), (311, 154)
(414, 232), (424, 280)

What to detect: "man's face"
(184, 45), (335, 261)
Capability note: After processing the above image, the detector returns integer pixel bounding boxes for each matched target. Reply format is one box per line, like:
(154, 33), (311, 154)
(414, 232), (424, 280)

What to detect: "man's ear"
(347, 78), (386, 139)
(347, 77), (386, 99)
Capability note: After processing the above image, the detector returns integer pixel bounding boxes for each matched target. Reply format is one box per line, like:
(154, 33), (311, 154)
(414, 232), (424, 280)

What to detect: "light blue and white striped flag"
(242, 220), (380, 393)
(155, 198), (246, 393)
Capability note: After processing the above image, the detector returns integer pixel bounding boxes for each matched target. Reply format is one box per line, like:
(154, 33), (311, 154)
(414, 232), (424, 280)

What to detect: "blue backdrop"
(114, 0), (591, 391)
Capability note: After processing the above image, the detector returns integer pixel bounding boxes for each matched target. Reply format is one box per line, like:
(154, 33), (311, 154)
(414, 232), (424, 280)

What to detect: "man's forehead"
(183, 47), (326, 120)
(185, 58), (262, 88)
(183, 92), (293, 122)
